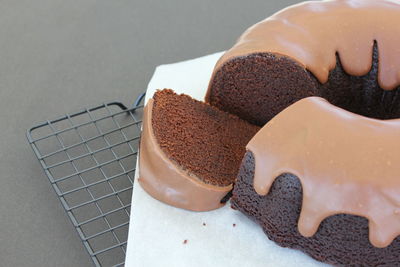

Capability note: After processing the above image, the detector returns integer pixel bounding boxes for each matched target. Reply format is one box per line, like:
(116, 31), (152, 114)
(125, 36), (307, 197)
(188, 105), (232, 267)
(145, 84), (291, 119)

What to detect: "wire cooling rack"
(27, 94), (145, 267)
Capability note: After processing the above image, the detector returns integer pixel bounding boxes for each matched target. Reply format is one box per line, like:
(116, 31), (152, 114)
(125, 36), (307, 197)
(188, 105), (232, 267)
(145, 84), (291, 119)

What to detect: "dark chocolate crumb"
(183, 239), (188, 244)
(152, 89), (259, 187)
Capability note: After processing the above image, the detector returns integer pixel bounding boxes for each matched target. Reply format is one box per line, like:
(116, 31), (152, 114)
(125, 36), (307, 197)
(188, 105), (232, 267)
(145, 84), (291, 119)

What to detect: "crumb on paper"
(202, 223), (206, 226)
(233, 223), (236, 227)
(183, 239), (188, 244)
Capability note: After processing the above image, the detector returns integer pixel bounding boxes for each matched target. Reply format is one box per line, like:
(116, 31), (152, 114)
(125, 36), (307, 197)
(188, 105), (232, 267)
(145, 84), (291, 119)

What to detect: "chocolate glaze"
(248, 97), (400, 248)
(206, 0), (400, 104)
(139, 99), (232, 212)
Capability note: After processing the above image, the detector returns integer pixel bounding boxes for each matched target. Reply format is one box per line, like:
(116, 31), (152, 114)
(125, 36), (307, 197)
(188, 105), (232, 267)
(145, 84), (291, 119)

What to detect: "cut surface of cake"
(139, 89), (259, 211)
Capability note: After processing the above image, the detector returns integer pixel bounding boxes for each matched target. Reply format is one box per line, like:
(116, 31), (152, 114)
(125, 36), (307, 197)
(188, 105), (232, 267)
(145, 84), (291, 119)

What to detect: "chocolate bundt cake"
(205, 0), (400, 265)
(139, 89), (259, 211)
(139, 0), (400, 265)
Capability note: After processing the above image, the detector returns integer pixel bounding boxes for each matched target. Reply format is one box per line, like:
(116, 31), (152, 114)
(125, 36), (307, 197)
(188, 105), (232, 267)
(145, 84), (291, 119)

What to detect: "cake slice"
(139, 89), (259, 211)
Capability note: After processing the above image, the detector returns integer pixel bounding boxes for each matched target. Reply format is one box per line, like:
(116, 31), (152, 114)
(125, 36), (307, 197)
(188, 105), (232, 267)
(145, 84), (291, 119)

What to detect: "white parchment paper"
(125, 52), (329, 267)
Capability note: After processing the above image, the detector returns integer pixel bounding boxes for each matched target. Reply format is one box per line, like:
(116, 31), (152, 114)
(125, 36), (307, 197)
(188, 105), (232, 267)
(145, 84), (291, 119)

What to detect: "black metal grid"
(27, 95), (144, 267)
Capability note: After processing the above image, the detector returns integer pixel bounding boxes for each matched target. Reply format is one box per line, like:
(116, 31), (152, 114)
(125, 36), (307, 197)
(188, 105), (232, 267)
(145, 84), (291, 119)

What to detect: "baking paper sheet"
(125, 52), (329, 267)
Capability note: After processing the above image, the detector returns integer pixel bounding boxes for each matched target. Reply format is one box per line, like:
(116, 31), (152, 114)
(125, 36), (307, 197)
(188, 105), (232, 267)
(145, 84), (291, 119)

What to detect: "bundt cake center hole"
(320, 42), (400, 120)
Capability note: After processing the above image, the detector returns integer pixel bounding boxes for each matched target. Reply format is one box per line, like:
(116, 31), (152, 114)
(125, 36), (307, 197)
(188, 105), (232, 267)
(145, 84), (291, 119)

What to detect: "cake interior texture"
(231, 151), (400, 266)
(151, 89), (260, 187)
(208, 43), (400, 126)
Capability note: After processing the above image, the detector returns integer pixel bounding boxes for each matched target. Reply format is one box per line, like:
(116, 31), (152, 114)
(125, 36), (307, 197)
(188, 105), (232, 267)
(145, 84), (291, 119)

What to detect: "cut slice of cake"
(139, 89), (259, 211)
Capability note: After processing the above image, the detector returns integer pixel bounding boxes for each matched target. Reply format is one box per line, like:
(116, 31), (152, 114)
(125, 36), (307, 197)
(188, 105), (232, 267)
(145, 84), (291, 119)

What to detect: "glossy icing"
(248, 97), (400, 248)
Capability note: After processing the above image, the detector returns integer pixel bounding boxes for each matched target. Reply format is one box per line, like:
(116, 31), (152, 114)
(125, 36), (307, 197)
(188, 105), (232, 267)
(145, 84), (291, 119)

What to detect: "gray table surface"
(0, 0), (300, 266)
